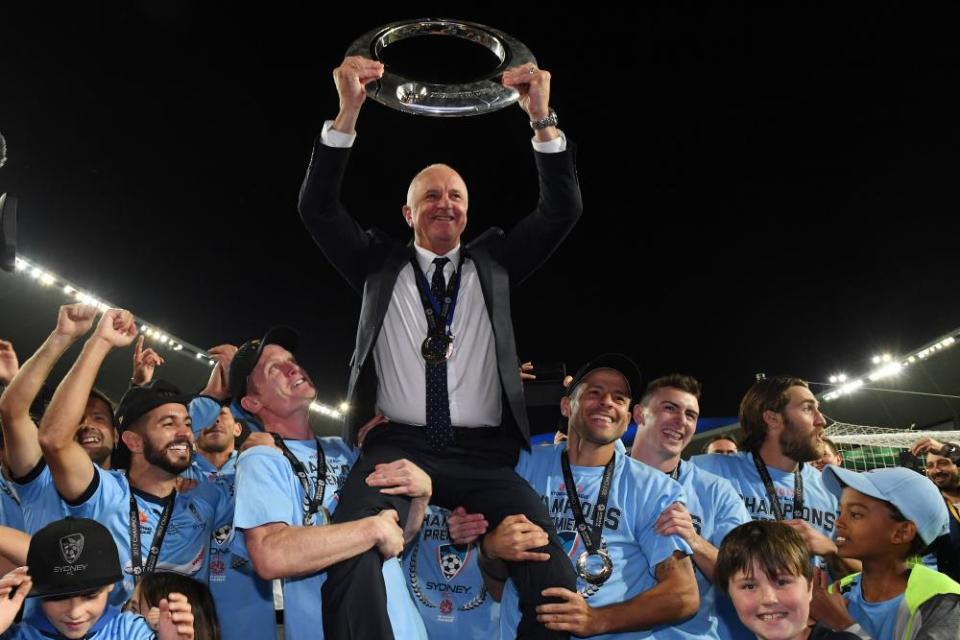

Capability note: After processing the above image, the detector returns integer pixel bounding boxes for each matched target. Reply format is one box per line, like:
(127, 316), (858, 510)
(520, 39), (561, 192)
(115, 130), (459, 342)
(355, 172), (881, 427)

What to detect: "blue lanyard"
(411, 256), (463, 335)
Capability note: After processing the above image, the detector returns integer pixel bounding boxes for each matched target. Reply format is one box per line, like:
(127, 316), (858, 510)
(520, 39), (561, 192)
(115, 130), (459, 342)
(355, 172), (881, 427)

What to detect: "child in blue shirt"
(0, 517), (194, 640)
(716, 520), (861, 640)
(816, 466), (960, 640)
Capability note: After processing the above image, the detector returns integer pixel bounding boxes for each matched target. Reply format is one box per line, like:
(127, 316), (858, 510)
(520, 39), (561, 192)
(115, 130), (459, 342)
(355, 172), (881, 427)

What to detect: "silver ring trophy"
(345, 19), (537, 117)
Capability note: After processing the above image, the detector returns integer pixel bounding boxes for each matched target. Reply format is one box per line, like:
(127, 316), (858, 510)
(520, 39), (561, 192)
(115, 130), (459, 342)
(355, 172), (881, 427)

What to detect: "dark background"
(2, 2), (959, 431)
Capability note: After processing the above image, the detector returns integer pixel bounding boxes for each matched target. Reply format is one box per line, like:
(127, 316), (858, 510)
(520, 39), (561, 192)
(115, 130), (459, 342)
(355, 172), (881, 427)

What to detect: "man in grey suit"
(299, 55), (582, 639)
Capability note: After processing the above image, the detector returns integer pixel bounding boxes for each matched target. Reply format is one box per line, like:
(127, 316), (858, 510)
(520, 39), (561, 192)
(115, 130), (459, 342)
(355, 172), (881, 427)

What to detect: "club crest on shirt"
(213, 524), (231, 546)
(437, 544), (471, 581)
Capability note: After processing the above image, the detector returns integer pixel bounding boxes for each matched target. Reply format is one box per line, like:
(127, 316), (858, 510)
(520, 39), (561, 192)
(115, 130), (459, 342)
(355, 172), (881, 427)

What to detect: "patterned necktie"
(425, 257), (454, 450)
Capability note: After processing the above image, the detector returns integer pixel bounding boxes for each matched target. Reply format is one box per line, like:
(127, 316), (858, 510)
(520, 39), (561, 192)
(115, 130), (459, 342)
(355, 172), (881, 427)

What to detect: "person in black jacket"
(298, 55), (582, 639)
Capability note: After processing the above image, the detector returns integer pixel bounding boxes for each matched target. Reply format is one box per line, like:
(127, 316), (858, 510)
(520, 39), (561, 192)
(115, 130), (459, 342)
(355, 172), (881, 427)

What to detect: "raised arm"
(38, 309), (137, 501)
(0, 304), (97, 477)
(499, 65), (583, 284)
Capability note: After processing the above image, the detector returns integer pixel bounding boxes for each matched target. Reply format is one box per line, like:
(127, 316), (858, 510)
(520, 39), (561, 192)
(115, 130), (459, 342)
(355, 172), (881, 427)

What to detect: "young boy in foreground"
(0, 517), (194, 639)
(716, 519), (861, 640)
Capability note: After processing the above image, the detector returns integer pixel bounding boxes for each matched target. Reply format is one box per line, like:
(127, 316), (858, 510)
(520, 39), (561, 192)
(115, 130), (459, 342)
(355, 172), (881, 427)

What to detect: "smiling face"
(240, 344), (316, 420)
(124, 403), (194, 475)
(402, 164), (468, 255)
(925, 452), (960, 493)
(75, 395), (116, 466)
(632, 386), (700, 462)
(727, 562), (812, 640)
(563, 368), (632, 446)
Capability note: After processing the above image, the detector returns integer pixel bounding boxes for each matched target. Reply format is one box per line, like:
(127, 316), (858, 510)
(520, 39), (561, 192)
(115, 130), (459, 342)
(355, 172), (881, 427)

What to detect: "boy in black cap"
(813, 466), (960, 639)
(0, 517), (194, 639)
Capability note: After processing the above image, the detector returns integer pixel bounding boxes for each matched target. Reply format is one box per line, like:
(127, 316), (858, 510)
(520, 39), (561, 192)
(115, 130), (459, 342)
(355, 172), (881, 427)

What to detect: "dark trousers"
(321, 423), (576, 639)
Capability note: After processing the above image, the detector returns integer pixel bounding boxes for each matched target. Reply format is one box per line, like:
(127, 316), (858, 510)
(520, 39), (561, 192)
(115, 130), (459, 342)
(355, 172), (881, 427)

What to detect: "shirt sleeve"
(63, 466), (124, 517)
(321, 120), (357, 148)
(636, 477), (693, 570)
(708, 477), (752, 547)
(233, 447), (298, 530)
(531, 129), (567, 153)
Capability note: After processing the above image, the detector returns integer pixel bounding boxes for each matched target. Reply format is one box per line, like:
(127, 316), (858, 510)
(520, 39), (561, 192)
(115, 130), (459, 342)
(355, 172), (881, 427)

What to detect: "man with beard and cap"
(629, 374), (751, 640)
(911, 436), (960, 582)
(450, 355), (700, 639)
(228, 327), (428, 640)
(37, 309), (233, 609)
(133, 347), (277, 640)
(691, 376), (852, 579)
(0, 304), (118, 534)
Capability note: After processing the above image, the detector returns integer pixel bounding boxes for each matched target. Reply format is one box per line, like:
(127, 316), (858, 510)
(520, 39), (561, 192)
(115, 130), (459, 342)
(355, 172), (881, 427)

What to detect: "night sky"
(2, 2), (959, 420)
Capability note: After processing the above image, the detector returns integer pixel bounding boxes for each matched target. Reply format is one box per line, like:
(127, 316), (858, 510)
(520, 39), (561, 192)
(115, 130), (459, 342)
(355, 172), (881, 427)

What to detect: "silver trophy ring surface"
(575, 549), (613, 586)
(345, 18), (537, 117)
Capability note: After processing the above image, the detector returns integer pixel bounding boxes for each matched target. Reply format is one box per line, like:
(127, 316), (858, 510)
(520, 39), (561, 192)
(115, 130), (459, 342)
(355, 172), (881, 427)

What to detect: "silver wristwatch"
(530, 108), (558, 130)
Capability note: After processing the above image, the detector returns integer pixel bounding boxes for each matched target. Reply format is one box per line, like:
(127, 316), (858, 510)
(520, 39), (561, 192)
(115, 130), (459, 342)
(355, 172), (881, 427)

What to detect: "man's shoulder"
(690, 451), (753, 476)
(464, 227), (505, 252)
(95, 466), (130, 493)
(181, 477), (230, 509)
(684, 462), (740, 494)
(516, 443), (560, 480)
(237, 445), (288, 473)
(317, 436), (357, 462)
(619, 454), (684, 498)
(525, 442), (563, 464)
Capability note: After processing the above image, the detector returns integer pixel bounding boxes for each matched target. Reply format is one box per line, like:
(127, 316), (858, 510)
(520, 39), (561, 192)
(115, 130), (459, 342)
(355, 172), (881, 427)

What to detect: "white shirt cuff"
(531, 129), (567, 154)
(321, 120), (356, 148)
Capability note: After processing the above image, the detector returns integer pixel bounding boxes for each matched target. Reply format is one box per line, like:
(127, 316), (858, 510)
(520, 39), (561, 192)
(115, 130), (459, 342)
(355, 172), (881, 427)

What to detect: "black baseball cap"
(27, 518), (121, 598)
(566, 353), (643, 406)
(228, 326), (299, 401)
(112, 380), (192, 469)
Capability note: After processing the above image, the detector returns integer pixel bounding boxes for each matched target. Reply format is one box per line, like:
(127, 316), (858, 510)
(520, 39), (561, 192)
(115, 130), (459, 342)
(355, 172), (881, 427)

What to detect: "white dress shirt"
(372, 244), (500, 427)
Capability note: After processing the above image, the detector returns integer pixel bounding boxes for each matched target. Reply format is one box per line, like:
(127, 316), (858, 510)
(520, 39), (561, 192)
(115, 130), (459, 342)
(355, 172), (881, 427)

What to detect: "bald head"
(406, 164), (467, 207)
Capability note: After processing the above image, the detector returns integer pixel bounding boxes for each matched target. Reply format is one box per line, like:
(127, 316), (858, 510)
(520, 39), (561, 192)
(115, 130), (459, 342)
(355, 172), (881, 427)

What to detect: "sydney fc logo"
(59, 534), (84, 564)
(213, 524), (231, 546)
(437, 544), (471, 581)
